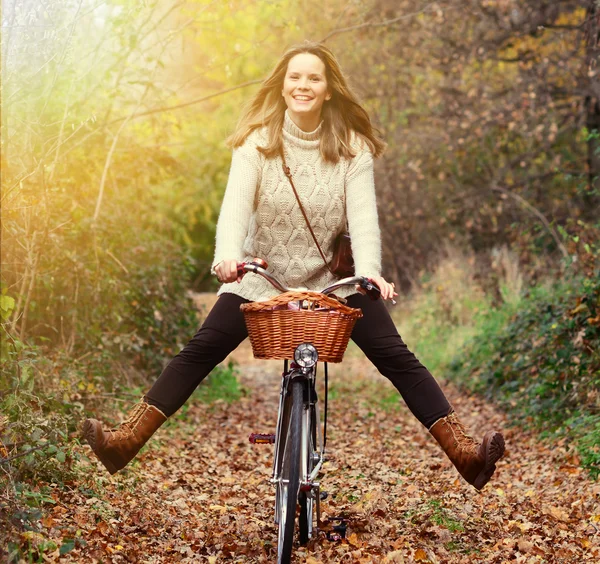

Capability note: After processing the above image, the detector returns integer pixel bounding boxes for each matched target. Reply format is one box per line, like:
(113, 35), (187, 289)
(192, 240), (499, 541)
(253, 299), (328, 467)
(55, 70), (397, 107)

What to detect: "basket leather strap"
(281, 153), (335, 275)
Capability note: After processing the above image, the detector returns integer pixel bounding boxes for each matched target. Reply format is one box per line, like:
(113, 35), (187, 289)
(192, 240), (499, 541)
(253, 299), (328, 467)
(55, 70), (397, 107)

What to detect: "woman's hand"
(214, 260), (242, 283)
(358, 276), (398, 301)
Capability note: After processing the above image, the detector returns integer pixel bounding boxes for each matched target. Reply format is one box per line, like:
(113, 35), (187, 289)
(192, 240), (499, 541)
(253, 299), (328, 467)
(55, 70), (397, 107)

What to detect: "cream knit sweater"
(212, 111), (382, 302)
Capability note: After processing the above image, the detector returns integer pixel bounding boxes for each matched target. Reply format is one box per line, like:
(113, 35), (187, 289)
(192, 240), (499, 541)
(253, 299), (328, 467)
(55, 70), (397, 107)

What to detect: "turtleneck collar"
(283, 110), (323, 142)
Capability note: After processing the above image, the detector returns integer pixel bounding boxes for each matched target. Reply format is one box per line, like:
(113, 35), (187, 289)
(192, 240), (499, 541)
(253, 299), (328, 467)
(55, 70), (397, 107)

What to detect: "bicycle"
(234, 258), (380, 564)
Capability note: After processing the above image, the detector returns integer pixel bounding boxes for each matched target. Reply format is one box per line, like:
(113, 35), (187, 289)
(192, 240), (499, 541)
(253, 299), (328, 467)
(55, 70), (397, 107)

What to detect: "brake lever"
(362, 278), (396, 305)
(237, 257), (268, 278)
(361, 279), (381, 301)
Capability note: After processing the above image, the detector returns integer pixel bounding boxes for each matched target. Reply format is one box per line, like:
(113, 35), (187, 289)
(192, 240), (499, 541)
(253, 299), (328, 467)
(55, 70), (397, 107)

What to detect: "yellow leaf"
(414, 548), (429, 561)
(115, 545), (124, 550)
(347, 532), (361, 547)
(570, 303), (588, 315)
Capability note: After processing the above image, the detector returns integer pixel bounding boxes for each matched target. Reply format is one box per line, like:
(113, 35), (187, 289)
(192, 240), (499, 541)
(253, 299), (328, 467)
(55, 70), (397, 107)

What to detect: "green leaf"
(20, 365), (34, 391)
(56, 450), (66, 463)
(0, 294), (15, 321)
(59, 539), (75, 555)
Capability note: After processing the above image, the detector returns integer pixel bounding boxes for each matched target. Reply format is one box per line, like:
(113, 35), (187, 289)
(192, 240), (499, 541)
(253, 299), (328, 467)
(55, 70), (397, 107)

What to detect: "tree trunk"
(585, 3), (600, 195)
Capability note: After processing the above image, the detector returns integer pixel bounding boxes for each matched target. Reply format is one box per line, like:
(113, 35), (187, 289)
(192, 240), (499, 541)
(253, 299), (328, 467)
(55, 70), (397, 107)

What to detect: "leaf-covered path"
(53, 340), (599, 563)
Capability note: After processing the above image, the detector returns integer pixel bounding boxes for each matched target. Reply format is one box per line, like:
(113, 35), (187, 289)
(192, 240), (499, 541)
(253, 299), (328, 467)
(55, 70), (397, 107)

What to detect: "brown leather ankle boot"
(429, 410), (505, 491)
(82, 400), (167, 475)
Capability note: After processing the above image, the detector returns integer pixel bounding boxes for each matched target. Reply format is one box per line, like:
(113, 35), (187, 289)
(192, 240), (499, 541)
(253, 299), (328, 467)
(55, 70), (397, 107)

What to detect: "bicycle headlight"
(294, 343), (318, 369)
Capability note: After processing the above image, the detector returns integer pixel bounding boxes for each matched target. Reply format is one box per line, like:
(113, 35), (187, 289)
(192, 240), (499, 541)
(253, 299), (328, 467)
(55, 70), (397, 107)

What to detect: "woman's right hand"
(214, 259), (243, 283)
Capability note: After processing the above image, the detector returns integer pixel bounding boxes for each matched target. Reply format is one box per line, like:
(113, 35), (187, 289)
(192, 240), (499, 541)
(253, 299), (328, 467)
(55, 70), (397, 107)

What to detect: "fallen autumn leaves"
(16, 347), (600, 563)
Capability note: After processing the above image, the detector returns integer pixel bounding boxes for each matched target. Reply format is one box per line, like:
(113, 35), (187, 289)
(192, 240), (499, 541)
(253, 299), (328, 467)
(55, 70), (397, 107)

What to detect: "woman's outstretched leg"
(82, 293), (249, 474)
(346, 293), (505, 490)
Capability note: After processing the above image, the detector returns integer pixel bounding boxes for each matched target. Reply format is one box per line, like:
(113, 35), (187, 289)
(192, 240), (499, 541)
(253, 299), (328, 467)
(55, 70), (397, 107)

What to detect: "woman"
(83, 41), (505, 490)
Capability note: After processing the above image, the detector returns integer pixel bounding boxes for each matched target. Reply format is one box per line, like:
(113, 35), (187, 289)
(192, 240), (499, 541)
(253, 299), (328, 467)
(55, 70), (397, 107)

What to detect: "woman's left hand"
(358, 276), (398, 302)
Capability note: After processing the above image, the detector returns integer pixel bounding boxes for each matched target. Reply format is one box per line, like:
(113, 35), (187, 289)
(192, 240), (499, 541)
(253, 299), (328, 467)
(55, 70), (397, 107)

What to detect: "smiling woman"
(282, 53), (332, 132)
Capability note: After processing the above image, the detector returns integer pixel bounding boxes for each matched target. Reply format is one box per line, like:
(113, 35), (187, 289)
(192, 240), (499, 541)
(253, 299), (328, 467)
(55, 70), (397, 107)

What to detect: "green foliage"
(190, 361), (244, 406)
(395, 245), (517, 378)
(447, 272), (600, 478)
(573, 416), (600, 479)
(1, 340), (82, 486)
(427, 499), (465, 533)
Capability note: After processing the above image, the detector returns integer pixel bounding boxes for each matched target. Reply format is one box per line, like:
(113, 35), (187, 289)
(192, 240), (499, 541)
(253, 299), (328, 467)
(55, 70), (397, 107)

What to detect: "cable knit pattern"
(212, 111), (382, 302)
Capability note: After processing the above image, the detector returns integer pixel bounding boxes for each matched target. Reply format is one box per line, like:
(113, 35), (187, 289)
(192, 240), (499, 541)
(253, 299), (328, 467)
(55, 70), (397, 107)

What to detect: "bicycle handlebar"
(236, 258), (381, 301)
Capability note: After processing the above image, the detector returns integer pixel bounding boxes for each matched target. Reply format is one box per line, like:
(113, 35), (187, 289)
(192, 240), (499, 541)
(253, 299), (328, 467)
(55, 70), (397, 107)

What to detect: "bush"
(448, 272), (600, 477)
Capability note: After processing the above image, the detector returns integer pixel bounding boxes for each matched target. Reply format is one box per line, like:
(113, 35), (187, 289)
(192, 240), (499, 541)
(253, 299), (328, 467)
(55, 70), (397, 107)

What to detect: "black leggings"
(145, 293), (451, 428)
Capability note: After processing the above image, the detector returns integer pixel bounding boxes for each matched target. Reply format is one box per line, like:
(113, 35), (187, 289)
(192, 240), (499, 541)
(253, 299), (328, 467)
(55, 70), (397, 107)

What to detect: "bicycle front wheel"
(277, 378), (304, 564)
(298, 400), (317, 545)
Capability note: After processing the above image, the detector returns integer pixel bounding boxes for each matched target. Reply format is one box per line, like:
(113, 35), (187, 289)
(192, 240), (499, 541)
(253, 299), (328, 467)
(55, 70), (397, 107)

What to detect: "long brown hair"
(228, 41), (386, 162)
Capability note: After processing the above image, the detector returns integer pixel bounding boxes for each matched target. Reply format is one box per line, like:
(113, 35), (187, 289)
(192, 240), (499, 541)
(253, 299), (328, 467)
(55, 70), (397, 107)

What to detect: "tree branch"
(0, 444), (48, 465)
(110, 79), (263, 123)
(491, 186), (569, 259)
(320, 3), (441, 42)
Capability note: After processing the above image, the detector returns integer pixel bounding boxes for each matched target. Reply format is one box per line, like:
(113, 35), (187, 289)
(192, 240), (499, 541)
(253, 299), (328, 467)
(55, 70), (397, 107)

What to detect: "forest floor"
(33, 296), (600, 563)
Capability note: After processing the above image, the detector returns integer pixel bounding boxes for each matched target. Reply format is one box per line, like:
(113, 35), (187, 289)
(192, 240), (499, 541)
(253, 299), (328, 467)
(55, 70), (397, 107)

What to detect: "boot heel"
(473, 431), (505, 490)
(82, 419), (120, 474)
(485, 432), (505, 464)
(81, 419), (98, 450)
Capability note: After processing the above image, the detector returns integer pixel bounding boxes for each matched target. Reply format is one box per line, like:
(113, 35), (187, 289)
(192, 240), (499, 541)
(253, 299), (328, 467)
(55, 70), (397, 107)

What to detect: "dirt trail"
(53, 294), (599, 562)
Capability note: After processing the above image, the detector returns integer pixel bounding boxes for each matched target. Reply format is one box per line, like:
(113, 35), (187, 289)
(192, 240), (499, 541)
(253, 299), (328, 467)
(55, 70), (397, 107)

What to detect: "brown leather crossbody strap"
(281, 154), (334, 275)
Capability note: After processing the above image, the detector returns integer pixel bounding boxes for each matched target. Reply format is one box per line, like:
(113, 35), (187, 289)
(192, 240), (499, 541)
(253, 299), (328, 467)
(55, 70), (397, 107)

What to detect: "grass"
(170, 360), (245, 423)
(392, 245), (518, 378)
(326, 358), (401, 414)
(192, 360), (245, 405)
(403, 498), (465, 534)
(427, 499), (465, 532)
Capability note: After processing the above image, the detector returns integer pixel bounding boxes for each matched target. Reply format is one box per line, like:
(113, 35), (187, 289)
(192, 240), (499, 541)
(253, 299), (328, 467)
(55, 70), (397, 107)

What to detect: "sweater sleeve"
(345, 148), (382, 279)
(211, 141), (261, 273)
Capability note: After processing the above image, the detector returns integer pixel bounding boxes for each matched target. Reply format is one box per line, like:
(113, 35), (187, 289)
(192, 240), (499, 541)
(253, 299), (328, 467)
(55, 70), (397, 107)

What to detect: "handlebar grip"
(362, 278), (381, 301)
(237, 258), (269, 278)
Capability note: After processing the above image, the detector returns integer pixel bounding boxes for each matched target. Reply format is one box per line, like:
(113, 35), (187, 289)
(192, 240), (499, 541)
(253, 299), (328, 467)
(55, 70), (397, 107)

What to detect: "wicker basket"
(240, 291), (363, 363)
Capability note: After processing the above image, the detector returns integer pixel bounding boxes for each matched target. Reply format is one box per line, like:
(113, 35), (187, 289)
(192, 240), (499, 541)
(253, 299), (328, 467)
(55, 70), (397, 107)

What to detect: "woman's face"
(282, 53), (331, 125)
